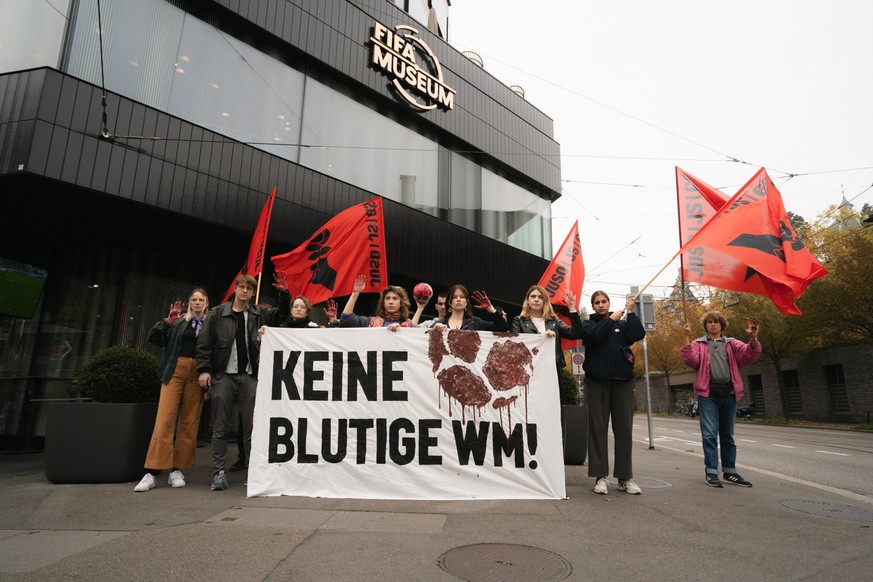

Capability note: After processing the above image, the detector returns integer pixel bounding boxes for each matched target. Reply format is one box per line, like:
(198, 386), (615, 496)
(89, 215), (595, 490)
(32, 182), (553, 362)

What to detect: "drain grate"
(438, 543), (571, 582)
(606, 476), (672, 489)
(780, 499), (873, 523)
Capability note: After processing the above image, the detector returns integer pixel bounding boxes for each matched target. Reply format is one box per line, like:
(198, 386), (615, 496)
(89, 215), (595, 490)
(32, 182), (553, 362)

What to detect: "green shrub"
(76, 346), (160, 403)
(559, 367), (581, 406)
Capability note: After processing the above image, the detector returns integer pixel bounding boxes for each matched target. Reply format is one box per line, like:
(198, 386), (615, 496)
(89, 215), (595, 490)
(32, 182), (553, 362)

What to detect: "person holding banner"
(256, 296), (321, 344)
(340, 275), (423, 329)
(134, 289), (209, 492)
(432, 285), (508, 332)
(279, 296), (320, 329)
(196, 273), (289, 491)
(581, 291), (645, 495)
(680, 312), (761, 488)
(511, 285), (583, 371)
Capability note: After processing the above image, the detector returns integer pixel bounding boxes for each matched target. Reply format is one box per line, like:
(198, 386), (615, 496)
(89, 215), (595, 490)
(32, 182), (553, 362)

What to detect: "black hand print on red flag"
(305, 229), (338, 290)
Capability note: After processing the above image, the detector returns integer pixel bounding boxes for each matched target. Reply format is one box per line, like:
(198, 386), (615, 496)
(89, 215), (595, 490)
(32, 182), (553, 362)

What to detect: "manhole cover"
(438, 543), (571, 581)
(780, 499), (873, 523)
(606, 476), (672, 489)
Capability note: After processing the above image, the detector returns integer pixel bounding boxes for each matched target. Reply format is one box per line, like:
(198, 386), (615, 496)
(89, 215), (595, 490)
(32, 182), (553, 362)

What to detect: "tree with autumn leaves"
(641, 206), (872, 417)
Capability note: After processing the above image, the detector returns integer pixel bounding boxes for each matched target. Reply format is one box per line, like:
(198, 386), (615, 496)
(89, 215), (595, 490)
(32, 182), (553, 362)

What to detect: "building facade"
(0, 0), (562, 449)
(635, 343), (873, 424)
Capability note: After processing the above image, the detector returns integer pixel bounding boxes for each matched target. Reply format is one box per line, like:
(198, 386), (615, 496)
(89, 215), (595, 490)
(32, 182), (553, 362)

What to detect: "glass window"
(61, 0), (550, 256)
(482, 168), (550, 256)
(448, 152), (481, 231)
(299, 78), (438, 212)
(65, 0), (303, 162)
(0, 0), (70, 74)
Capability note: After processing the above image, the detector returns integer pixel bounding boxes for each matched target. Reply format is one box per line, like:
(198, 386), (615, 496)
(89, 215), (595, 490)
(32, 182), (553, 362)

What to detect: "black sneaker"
(210, 470), (229, 491)
(228, 459), (247, 473)
(705, 474), (723, 487)
(723, 473), (752, 487)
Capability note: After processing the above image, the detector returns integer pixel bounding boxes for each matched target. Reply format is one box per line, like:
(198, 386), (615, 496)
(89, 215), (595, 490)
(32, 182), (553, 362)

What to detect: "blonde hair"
(184, 288), (210, 321)
(519, 285), (556, 320)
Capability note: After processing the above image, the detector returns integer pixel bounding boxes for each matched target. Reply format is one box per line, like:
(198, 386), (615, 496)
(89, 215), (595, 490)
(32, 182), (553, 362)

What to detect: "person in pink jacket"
(680, 311), (761, 488)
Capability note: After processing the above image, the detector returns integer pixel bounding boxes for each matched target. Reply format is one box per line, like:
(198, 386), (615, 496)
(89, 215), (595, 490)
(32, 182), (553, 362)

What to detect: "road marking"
(638, 439), (873, 507)
(654, 436), (699, 446)
(816, 450), (850, 457)
(738, 439), (757, 443)
(772, 444), (794, 448)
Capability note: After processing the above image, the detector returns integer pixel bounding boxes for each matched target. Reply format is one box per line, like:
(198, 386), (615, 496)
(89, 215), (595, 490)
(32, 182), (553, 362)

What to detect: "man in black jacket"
(196, 274), (288, 491)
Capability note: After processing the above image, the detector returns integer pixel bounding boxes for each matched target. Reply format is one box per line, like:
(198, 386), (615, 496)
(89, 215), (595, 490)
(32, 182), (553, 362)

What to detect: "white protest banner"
(248, 327), (566, 500)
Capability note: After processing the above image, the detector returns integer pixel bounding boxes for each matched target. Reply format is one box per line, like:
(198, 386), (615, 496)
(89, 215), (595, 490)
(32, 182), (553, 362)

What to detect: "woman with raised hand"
(432, 284), (508, 332)
(510, 285), (584, 371)
(135, 288), (209, 492)
(580, 290), (645, 497)
(340, 275), (424, 330)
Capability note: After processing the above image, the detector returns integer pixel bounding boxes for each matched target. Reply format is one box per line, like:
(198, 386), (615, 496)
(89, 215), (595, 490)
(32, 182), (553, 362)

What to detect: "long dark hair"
(445, 284), (472, 318)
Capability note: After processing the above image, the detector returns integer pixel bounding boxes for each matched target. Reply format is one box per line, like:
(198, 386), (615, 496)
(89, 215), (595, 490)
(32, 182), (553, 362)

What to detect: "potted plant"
(45, 346), (161, 483)
(559, 366), (587, 465)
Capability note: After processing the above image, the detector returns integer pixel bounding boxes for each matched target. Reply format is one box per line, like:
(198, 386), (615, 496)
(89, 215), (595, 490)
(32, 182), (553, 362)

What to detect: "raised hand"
(323, 299), (338, 319)
(471, 290), (493, 311)
(746, 316), (760, 338)
(564, 288), (577, 311)
(167, 301), (184, 322)
(272, 271), (288, 293)
(352, 275), (366, 293)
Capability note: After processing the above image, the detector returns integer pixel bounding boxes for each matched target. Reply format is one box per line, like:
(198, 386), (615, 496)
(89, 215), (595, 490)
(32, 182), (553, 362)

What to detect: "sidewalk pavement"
(1, 427), (872, 581)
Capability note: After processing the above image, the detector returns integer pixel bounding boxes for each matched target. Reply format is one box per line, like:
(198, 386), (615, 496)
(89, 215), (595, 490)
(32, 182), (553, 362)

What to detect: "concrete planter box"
(561, 404), (588, 465)
(45, 401), (158, 483)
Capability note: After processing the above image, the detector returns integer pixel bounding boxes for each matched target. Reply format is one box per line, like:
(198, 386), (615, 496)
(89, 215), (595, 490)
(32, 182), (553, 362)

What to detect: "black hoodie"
(579, 312), (645, 380)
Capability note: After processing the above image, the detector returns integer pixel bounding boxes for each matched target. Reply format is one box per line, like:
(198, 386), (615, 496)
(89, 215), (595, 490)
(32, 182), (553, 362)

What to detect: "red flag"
(271, 197), (387, 305)
(537, 221), (584, 349)
(676, 168), (800, 314)
(222, 187), (277, 303)
(677, 168), (827, 314)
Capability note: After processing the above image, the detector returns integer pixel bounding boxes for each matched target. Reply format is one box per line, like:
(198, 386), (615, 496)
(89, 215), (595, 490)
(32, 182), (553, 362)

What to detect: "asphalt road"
(636, 415), (873, 500)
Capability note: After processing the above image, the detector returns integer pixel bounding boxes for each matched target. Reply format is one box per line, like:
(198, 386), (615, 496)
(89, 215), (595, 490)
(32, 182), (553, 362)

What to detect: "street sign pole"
(630, 286), (656, 450)
(643, 336), (654, 449)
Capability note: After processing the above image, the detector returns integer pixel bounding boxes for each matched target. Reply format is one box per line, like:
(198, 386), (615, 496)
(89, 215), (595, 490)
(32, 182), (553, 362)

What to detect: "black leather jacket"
(196, 292), (289, 376)
(511, 311), (584, 369)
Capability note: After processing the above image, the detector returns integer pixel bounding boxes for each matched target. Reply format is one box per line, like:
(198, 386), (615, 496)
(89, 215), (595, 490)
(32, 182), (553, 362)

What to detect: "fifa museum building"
(0, 0), (562, 449)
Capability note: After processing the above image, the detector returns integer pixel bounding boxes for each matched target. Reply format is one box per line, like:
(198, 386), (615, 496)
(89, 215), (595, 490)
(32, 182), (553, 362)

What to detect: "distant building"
(637, 342), (873, 423)
(830, 196), (862, 231)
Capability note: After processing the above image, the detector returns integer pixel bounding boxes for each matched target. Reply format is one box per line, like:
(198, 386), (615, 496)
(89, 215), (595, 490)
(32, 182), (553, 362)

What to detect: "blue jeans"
(697, 395), (738, 475)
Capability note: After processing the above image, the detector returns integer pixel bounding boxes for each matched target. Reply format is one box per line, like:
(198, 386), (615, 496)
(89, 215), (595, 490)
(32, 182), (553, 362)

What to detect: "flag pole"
(674, 167), (689, 323)
(632, 250), (682, 301)
(255, 273), (263, 305)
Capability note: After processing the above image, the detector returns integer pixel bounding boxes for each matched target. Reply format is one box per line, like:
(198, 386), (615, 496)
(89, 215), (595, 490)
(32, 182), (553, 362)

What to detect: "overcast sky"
(448, 0), (873, 302)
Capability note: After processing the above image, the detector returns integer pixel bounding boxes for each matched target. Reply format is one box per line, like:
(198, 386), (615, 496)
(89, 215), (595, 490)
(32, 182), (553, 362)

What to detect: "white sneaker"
(168, 470), (186, 488)
(618, 479), (642, 495)
(134, 473), (155, 492)
(593, 477), (609, 494)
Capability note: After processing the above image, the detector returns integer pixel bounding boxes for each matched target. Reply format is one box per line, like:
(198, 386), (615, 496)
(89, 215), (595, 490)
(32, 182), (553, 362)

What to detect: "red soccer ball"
(413, 282), (433, 301)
